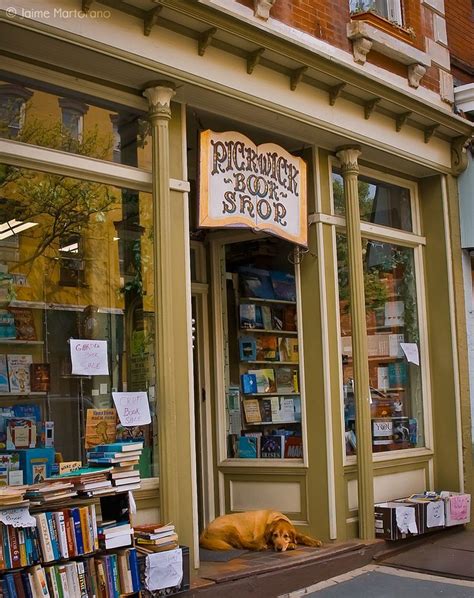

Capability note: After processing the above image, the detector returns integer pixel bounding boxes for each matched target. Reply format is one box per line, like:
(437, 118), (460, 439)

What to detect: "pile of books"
(97, 520), (133, 550)
(25, 480), (76, 504)
(0, 485), (27, 507)
(0, 550), (140, 598)
(87, 441), (143, 493)
(134, 523), (178, 554)
(57, 467), (113, 497)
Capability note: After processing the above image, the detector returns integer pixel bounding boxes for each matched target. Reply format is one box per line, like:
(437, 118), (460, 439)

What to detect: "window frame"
(330, 158), (433, 465)
(0, 84), (33, 139)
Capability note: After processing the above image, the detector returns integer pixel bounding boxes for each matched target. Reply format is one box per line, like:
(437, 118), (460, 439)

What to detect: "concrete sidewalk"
(281, 564), (474, 597)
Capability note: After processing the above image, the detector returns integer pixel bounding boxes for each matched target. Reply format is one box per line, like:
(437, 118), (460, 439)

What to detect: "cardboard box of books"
(401, 495), (445, 533)
(441, 492), (471, 526)
(374, 501), (423, 540)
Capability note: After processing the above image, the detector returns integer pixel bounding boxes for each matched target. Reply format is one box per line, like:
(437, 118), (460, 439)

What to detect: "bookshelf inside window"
(223, 238), (304, 461)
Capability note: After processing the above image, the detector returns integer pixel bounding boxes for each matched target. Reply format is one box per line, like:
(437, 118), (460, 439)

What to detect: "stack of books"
(25, 480), (76, 504)
(0, 551), (140, 598)
(87, 442), (143, 493)
(134, 523), (178, 554)
(0, 486), (27, 507)
(56, 467), (113, 497)
(97, 520), (133, 550)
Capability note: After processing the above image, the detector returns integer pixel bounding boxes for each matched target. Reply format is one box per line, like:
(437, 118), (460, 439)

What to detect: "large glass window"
(350, 0), (403, 25)
(0, 164), (157, 478)
(222, 238), (304, 461)
(335, 172), (425, 456)
(0, 78), (151, 169)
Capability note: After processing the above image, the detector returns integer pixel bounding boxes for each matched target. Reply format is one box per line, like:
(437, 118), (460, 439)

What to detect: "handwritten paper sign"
(112, 392), (151, 427)
(0, 507), (36, 528)
(395, 506), (418, 534)
(450, 495), (470, 521)
(400, 342), (420, 366)
(426, 501), (445, 528)
(199, 130), (307, 246)
(146, 548), (183, 591)
(59, 461), (82, 475)
(70, 339), (109, 375)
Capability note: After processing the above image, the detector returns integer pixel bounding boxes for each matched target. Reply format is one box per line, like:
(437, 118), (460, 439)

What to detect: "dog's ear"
(264, 522), (275, 545)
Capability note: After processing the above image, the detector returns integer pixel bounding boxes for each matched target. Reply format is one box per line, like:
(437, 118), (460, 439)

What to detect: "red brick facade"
(236, 0), (460, 95)
(445, 0), (474, 85)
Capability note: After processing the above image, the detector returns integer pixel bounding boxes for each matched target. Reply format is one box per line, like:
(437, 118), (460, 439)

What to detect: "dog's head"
(265, 518), (295, 552)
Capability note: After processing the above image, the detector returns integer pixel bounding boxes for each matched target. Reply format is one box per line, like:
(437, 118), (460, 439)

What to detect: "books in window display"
(239, 304), (263, 330)
(275, 367), (299, 393)
(238, 267), (275, 300)
(255, 336), (279, 361)
(7, 308), (37, 341)
(284, 436), (303, 459)
(260, 435), (285, 459)
(278, 338), (299, 363)
(7, 355), (32, 394)
(270, 271), (296, 302)
(0, 310), (15, 340)
(248, 369), (276, 394)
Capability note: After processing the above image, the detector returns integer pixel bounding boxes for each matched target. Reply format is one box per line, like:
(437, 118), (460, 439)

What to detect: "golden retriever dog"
(199, 510), (322, 552)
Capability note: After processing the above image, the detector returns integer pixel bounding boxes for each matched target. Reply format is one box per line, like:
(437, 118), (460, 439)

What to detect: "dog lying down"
(199, 509), (322, 552)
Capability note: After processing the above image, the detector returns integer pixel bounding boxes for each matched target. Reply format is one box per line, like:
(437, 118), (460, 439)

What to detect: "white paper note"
(0, 507), (36, 528)
(128, 491), (137, 515)
(426, 501), (445, 528)
(112, 391), (151, 426)
(396, 506), (418, 534)
(145, 548), (183, 591)
(400, 343), (420, 366)
(70, 339), (109, 375)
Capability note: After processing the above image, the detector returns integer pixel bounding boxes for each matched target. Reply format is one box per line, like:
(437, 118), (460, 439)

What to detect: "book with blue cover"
(239, 337), (257, 361)
(70, 508), (84, 555)
(89, 442), (143, 453)
(261, 435), (285, 458)
(238, 436), (258, 458)
(239, 267), (275, 299)
(241, 373), (257, 394)
(128, 548), (140, 592)
(270, 271), (296, 302)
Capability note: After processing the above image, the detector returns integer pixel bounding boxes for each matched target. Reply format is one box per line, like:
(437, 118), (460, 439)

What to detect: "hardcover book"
(260, 435), (285, 458)
(30, 364), (51, 392)
(275, 367), (298, 393)
(7, 354), (33, 394)
(8, 308), (36, 341)
(242, 399), (262, 424)
(239, 267), (275, 299)
(284, 436), (303, 459)
(6, 419), (36, 450)
(238, 436), (258, 458)
(248, 368), (276, 394)
(85, 409), (117, 449)
(239, 337), (257, 361)
(270, 271), (296, 302)
(255, 336), (278, 361)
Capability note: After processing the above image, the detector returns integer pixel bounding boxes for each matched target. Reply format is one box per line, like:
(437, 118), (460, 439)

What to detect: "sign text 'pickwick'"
(199, 130), (307, 246)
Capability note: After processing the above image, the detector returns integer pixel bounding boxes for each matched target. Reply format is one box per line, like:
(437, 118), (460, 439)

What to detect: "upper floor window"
(350, 0), (403, 25)
(0, 85), (32, 139)
(58, 98), (88, 141)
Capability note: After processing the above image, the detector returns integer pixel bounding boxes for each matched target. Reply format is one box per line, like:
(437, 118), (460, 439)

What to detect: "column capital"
(143, 81), (176, 120)
(336, 145), (362, 175)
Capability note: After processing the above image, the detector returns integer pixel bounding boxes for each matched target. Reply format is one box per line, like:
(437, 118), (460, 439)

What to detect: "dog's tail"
(295, 532), (322, 548)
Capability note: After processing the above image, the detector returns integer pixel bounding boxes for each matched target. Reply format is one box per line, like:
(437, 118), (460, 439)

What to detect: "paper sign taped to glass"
(145, 547), (183, 591)
(199, 130), (307, 246)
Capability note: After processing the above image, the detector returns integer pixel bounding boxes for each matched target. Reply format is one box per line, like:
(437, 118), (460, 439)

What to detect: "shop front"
(0, 0), (473, 572)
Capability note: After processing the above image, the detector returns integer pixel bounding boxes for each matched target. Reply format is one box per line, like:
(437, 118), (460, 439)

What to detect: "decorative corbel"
(328, 83), (345, 106)
(254, 0), (277, 20)
(351, 37), (372, 64)
(290, 66), (307, 91)
(424, 124), (439, 143)
(81, 0), (93, 13)
(395, 111), (412, 132)
(144, 6), (162, 37)
(247, 48), (265, 75)
(198, 27), (217, 57)
(451, 135), (470, 175)
(364, 98), (380, 120)
(408, 64), (426, 89)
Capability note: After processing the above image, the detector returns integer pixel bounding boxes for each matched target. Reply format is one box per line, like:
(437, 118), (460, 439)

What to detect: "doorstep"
(182, 539), (385, 597)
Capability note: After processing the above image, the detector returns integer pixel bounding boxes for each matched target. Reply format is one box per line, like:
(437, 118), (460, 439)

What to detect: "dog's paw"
(288, 543), (297, 551)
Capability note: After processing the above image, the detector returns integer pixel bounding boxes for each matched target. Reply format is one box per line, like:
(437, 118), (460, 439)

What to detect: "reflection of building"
(0, 0), (473, 575)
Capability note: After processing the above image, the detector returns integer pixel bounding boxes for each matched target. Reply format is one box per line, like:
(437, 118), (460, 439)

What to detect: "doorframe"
(191, 241), (216, 529)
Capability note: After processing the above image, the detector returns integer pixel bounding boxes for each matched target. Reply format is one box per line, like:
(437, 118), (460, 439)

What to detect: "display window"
(0, 78), (151, 170)
(219, 237), (304, 462)
(0, 163), (157, 481)
(333, 169), (427, 456)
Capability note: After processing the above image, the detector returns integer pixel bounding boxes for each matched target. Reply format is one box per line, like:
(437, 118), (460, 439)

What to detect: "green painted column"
(336, 146), (374, 540)
(143, 82), (190, 540)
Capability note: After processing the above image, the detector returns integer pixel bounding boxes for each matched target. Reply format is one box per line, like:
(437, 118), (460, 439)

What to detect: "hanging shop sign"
(199, 130), (307, 246)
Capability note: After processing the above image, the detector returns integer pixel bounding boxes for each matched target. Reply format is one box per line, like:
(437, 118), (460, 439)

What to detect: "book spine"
(27, 573), (35, 598)
(76, 561), (88, 598)
(53, 512), (68, 560)
(32, 564), (51, 598)
(70, 562), (82, 598)
(5, 574), (16, 598)
(8, 525), (21, 568)
(104, 556), (115, 598)
(88, 505), (99, 551)
(128, 548), (140, 593)
(53, 567), (64, 598)
(21, 571), (34, 598)
(0, 525), (4, 570)
(78, 508), (91, 554)
(82, 559), (94, 598)
(95, 560), (107, 598)
(18, 528), (28, 567)
(70, 509), (84, 555)
(45, 567), (59, 598)
(13, 571), (26, 598)
(63, 511), (76, 558)
(110, 554), (120, 598)
(88, 557), (98, 598)
(46, 513), (60, 561)
(35, 513), (55, 563)
(56, 566), (69, 598)
(3, 524), (11, 570)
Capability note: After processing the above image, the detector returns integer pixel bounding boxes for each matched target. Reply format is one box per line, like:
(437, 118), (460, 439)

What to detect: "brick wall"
(445, 0), (473, 82)
(236, 0), (454, 95)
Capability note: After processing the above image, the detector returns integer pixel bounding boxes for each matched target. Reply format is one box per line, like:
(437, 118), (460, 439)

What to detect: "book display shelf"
(223, 239), (304, 461)
(0, 489), (141, 598)
(340, 244), (422, 455)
